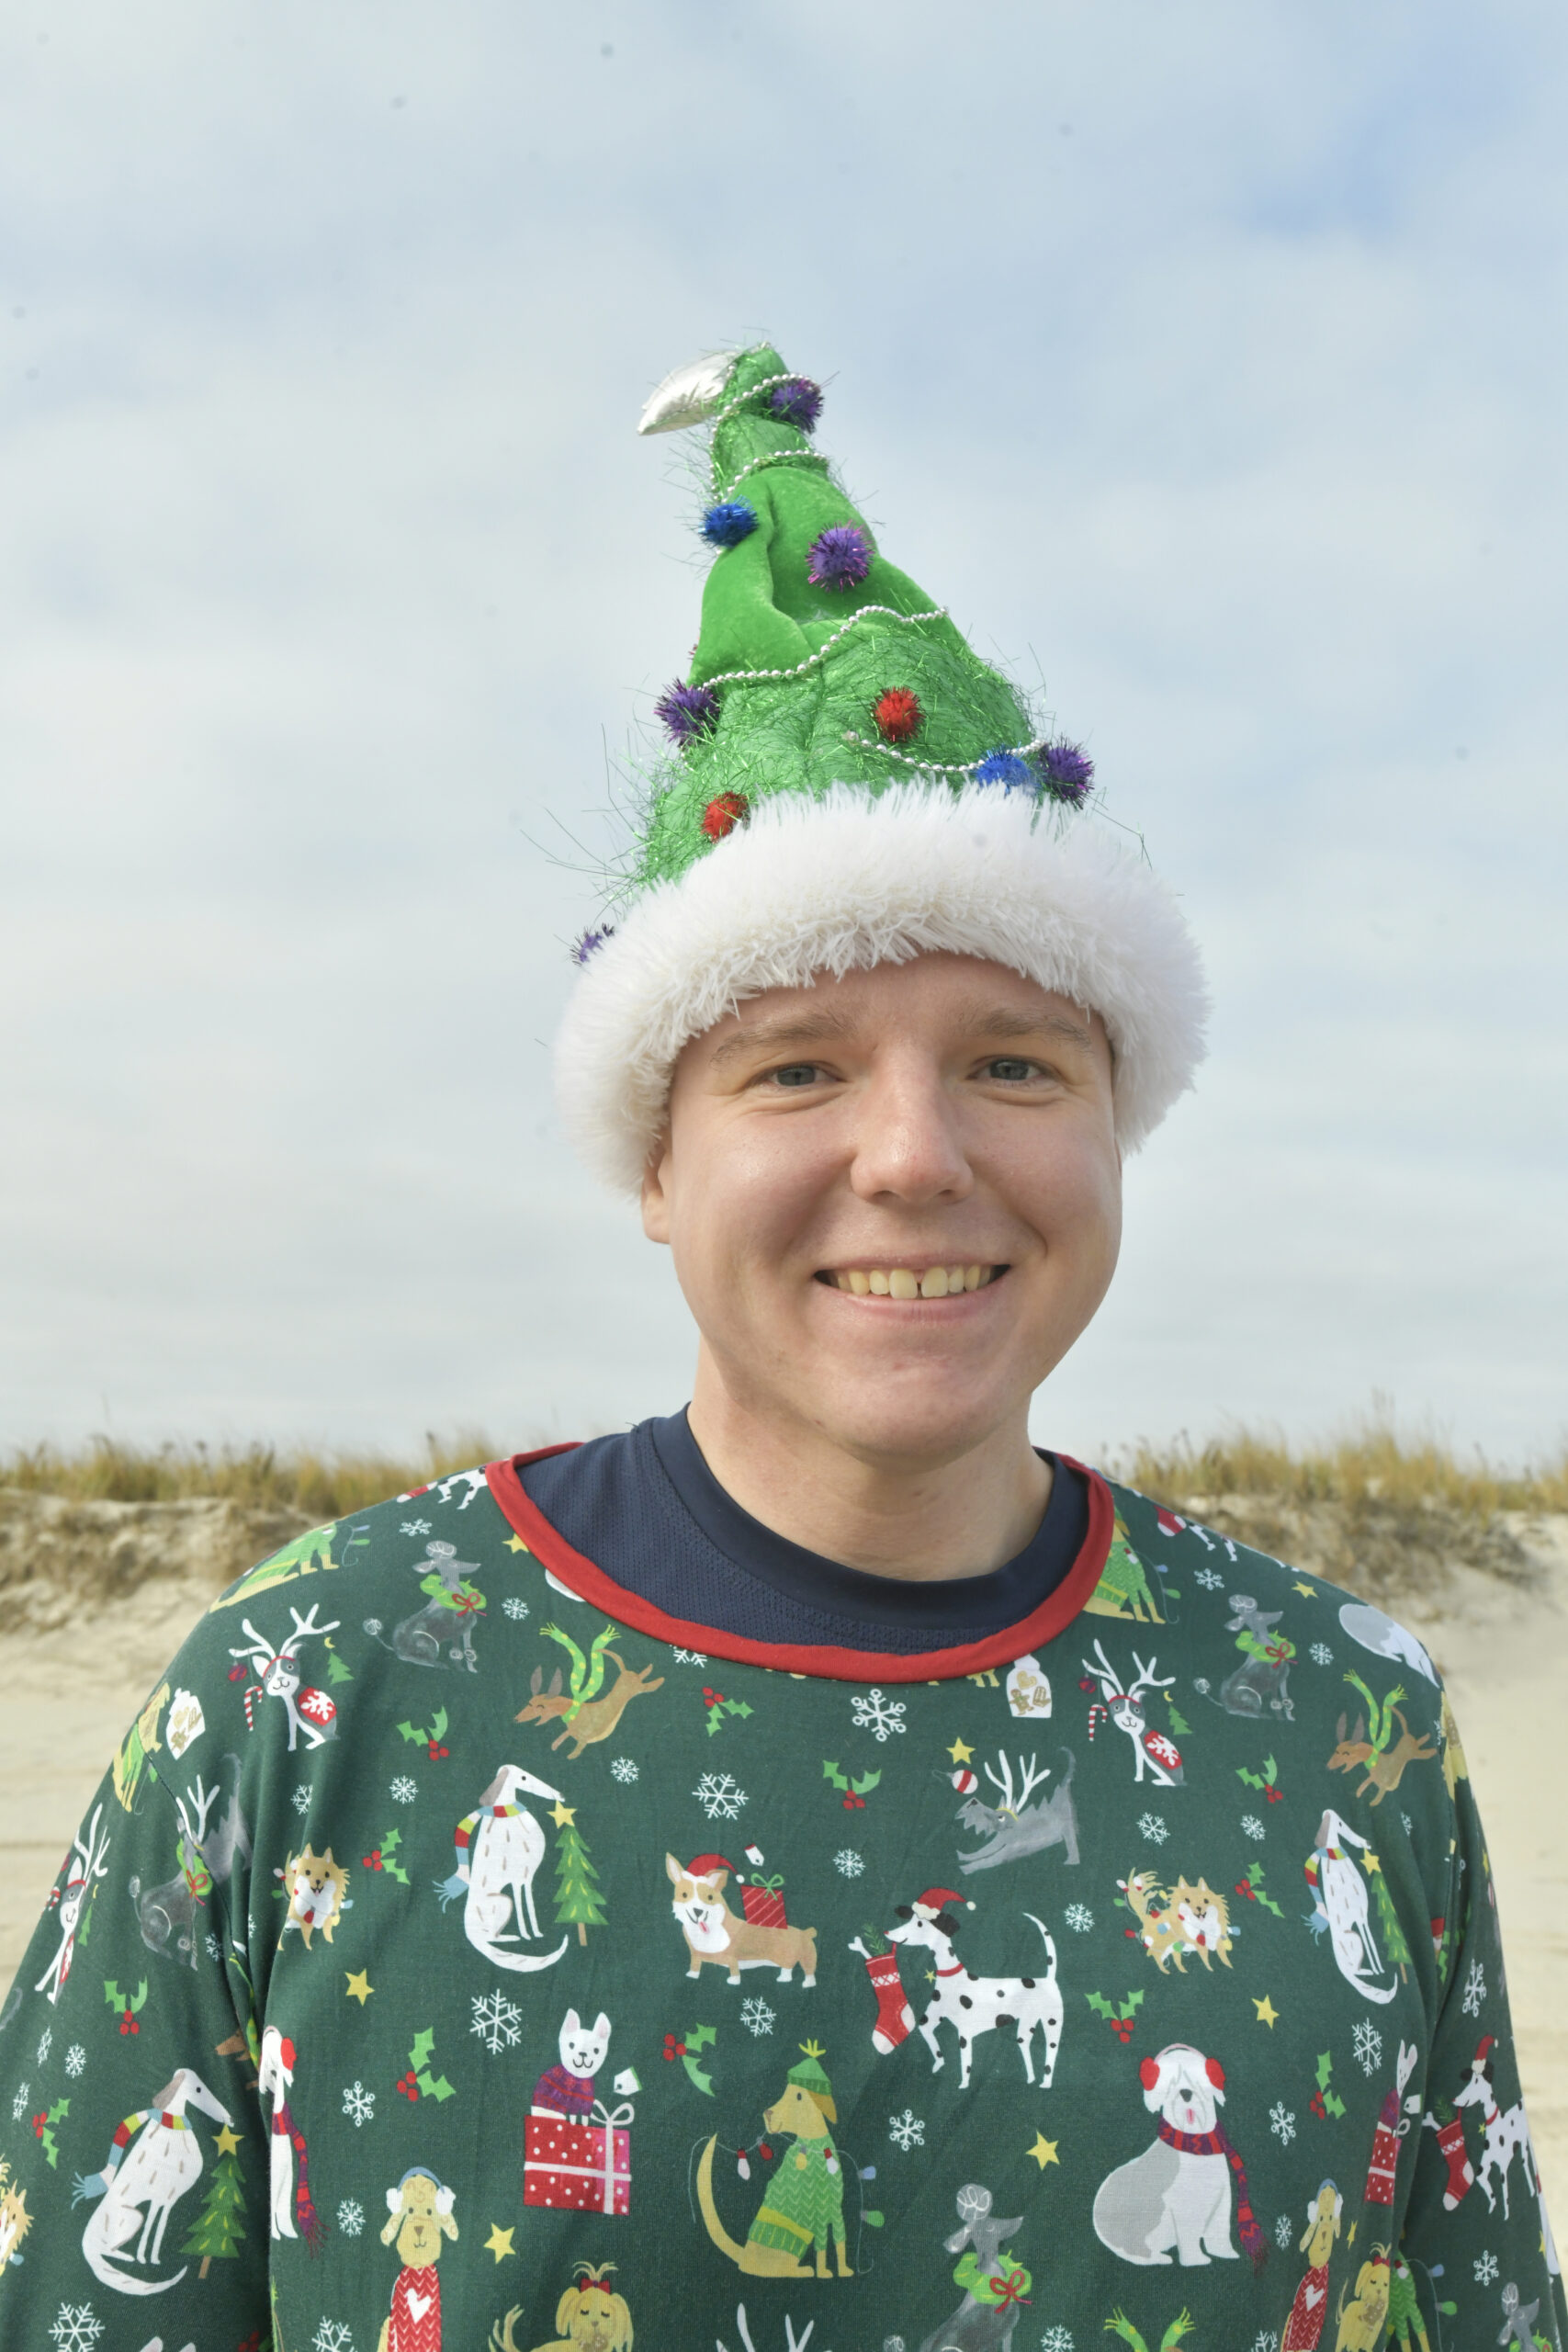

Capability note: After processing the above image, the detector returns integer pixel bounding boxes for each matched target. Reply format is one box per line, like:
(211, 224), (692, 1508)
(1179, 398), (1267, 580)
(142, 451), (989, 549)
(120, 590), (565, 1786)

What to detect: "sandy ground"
(1, 1514), (1563, 2210)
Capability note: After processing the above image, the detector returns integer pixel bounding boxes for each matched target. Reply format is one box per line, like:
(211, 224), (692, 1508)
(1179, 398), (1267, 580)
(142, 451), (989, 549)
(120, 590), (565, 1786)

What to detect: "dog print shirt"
(0, 1451), (1560, 2352)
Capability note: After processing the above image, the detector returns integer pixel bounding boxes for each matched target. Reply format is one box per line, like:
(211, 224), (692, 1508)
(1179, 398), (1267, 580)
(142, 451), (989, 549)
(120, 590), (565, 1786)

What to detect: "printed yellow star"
(505, 1533), (530, 1555)
(1347, 2218), (1358, 2245)
(214, 2124), (242, 2157)
(1253, 1995), (1280, 2029)
(1360, 1849), (1382, 1876)
(485, 2223), (516, 2263)
(344, 1970), (373, 2005)
(1027, 2132), (1059, 2168)
(947, 1736), (975, 1766)
(1293, 1581), (1317, 1599)
(548, 1801), (577, 1830)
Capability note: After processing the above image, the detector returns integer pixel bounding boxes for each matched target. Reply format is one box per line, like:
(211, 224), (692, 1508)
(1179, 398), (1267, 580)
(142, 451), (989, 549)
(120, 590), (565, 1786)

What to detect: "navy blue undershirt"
(517, 1410), (1089, 1656)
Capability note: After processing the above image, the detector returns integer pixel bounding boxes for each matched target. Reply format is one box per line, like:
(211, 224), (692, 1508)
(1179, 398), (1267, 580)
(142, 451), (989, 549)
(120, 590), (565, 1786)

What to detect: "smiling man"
(0, 347), (1559, 2351)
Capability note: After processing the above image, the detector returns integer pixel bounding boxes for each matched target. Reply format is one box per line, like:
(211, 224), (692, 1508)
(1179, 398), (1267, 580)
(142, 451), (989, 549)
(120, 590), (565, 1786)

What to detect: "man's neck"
(684, 1369), (1053, 1583)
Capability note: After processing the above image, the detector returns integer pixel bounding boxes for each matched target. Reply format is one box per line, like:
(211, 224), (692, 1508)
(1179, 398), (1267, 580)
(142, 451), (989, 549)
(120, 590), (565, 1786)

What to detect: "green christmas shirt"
(0, 1455), (1560, 2352)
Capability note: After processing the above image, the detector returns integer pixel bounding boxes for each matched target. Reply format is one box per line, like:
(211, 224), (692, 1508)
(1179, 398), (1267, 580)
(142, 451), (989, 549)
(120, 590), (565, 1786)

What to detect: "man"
(0, 347), (1558, 2350)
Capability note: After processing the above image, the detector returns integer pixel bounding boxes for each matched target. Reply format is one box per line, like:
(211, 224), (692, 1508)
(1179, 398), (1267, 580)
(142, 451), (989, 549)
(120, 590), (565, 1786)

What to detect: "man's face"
(641, 954), (1122, 1465)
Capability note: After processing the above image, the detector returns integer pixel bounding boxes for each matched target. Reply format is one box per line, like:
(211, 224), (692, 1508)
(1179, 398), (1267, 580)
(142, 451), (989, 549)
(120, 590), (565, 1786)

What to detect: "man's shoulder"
(207, 1461), (502, 1616)
(1099, 1475), (1443, 1686)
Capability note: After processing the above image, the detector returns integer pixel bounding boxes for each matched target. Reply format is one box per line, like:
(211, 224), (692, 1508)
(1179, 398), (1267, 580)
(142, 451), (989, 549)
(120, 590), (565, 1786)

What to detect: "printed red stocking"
(1433, 2112), (1473, 2211)
(863, 1948), (913, 2054)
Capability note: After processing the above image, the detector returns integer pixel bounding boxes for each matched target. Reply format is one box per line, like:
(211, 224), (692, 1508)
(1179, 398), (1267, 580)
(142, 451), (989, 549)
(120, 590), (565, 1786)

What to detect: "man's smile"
(813, 1263), (1008, 1298)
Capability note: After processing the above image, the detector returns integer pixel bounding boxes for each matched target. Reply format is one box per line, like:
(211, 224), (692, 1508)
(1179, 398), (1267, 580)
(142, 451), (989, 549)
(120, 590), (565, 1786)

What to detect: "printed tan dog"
(280, 1846), (351, 1950)
(696, 2067), (852, 2278)
(1335, 2249), (1391, 2351)
(526, 2259), (635, 2350)
(666, 1855), (818, 1986)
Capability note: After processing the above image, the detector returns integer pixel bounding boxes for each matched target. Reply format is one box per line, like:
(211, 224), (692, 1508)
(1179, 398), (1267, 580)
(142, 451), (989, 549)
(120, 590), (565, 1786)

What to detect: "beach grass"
(0, 1433), (501, 1520)
(1122, 1413), (1568, 1520)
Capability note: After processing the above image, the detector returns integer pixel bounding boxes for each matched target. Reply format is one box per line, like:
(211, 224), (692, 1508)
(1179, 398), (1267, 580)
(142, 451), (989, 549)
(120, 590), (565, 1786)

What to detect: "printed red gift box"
(739, 1872), (787, 1931)
(524, 2106), (631, 2216)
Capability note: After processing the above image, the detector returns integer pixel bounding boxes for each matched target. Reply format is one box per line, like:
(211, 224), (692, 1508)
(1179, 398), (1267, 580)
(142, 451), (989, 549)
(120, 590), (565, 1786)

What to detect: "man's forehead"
(702, 962), (1100, 1062)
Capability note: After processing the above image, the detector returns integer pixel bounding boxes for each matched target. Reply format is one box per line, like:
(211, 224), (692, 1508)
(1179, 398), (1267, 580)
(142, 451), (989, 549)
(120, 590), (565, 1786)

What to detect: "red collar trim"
(934, 1962), (966, 1977)
(482, 1448), (1113, 1685)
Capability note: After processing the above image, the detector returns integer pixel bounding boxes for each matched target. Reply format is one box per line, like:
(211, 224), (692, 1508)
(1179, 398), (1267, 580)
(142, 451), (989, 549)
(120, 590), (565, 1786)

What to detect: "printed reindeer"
(130, 1760), (252, 1968)
(887, 1887), (1063, 2090)
(517, 1620), (663, 1758)
(1327, 1672), (1438, 1806)
(1082, 1641), (1184, 1785)
(953, 1749), (1080, 1874)
(35, 1804), (111, 2006)
(228, 1606), (340, 1750)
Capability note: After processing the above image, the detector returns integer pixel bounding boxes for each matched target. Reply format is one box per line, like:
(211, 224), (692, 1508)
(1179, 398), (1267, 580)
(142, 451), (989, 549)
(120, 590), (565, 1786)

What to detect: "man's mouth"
(815, 1264), (1005, 1299)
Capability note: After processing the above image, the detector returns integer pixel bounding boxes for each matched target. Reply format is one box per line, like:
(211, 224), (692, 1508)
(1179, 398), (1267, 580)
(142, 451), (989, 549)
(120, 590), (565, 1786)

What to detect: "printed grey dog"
(917, 2184), (1027, 2352)
(954, 1749), (1079, 1874)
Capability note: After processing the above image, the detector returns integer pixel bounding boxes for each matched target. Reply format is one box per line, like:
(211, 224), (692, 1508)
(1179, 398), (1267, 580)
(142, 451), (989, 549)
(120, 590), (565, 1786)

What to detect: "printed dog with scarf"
(1092, 2041), (1265, 2269)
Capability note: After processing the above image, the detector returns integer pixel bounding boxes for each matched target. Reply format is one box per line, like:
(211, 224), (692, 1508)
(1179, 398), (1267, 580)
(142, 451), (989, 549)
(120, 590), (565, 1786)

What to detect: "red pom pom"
(874, 687), (923, 744)
(701, 791), (749, 842)
(1205, 2056), (1226, 2089)
(1139, 2056), (1161, 2091)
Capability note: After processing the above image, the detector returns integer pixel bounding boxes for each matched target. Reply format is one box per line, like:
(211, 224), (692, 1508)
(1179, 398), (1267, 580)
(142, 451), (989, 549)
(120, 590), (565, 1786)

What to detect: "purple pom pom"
(1038, 739), (1095, 805)
(973, 749), (1033, 791)
(701, 500), (758, 549)
(654, 680), (719, 746)
(807, 525), (871, 592)
(571, 925), (615, 967)
(768, 377), (823, 434)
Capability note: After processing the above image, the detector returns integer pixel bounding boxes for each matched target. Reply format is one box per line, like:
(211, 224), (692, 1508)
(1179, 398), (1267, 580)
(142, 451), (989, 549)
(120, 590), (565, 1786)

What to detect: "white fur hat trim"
(554, 782), (1209, 1195)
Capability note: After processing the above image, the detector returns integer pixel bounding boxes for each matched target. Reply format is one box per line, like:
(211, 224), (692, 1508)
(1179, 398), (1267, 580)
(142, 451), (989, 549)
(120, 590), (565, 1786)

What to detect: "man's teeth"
(829, 1265), (995, 1299)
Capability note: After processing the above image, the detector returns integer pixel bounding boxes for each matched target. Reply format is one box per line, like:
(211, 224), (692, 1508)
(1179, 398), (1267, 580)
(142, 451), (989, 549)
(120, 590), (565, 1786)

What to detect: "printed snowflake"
(1310, 1643), (1334, 1665)
(205, 1932), (222, 1961)
(63, 2044), (85, 2079)
(9, 2083), (28, 2123)
(389, 1775), (418, 1804)
(502, 1595), (530, 1621)
(471, 1989), (523, 2053)
(1462, 1959), (1487, 2018)
(400, 1518), (432, 1536)
(36, 2027), (51, 2065)
(1040, 2330), (1075, 2352)
(49, 2306), (104, 2351)
(834, 1849), (865, 1878)
(1269, 2102), (1297, 2146)
(740, 1996), (776, 2038)
(1136, 1813), (1168, 1846)
(1353, 2018), (1384, 2075)
(694, 1771), (748, 1821)
(337, 2198), (365, 2237)
(312, 2323), (355, 2352)
(1402, 1812), (1413, 1836)
(888, 2109), (926, 2151)
(291, 1783), (311, 1815)
(610, 1757), (639, 1784)
(1275, 2211), (1294, 2248)
(1473, 2251), (1499, 2285)
(852, 1688), (908, 1741)
(1253, 2335), (1280, 2352)
(672, 1647), (708, 1666)
(1064, 1903), (1094, 1932)
(1241, 1815), (1266, 1841)
(343, 2079), (377, 2128)
(1194, 1566), (1224, 1590)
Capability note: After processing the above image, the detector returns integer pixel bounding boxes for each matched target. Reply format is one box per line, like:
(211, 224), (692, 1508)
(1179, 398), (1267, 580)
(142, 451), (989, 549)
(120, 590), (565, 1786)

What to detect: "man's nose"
(847, 1066), (973, 1204)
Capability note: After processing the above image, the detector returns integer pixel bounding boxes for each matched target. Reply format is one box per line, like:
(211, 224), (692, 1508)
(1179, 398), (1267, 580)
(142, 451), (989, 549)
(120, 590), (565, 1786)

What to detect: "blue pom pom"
(973, 750), (1033, 792)
(701, 500), (759, 549)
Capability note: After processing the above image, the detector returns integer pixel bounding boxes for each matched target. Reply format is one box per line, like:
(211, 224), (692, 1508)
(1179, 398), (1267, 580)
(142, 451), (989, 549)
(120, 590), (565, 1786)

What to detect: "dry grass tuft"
(0, 1434), (500, 1521)
(1121, 1414), (1568, 1521)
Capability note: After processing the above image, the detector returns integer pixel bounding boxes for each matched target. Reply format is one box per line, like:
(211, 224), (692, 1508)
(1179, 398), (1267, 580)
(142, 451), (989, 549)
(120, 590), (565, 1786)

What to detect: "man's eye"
(985, 1057), (1040, 1082)
(770, 1063), (824, 1088)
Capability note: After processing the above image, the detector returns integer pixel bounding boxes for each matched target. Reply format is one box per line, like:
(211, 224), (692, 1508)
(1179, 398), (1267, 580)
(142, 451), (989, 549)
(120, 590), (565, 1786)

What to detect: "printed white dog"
(1093, 2042), (1241, 2267)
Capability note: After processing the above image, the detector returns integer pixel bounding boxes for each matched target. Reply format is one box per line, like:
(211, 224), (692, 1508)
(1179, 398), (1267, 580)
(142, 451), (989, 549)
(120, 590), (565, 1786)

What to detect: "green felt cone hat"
(554, 345), (1208, 1193)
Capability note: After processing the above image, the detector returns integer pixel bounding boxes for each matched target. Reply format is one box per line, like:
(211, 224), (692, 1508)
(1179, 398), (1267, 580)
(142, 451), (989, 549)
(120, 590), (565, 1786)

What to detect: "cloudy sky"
(3, 0), (1564, 1469)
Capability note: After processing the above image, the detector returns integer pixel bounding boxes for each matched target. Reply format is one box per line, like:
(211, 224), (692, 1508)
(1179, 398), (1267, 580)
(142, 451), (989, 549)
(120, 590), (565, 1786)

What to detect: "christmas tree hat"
(555, 345), (1208, 1193)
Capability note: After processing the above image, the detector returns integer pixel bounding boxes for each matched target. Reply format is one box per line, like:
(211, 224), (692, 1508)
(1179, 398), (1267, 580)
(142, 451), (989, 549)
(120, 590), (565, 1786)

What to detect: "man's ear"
(640, 1129), (672, 1243)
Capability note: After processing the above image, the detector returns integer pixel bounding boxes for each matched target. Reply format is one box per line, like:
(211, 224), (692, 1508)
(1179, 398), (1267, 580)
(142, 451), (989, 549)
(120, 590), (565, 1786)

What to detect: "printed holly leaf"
(1122, 1987), (1145, 2014)
(377, 1827), (410, 1887)
(1237, 1763), (1266, 1791)
(408, 2030), (455, 2103)
(1314, 2050), (1347, 2119)
(1085, 1991), (1116, 2019)
(396, 1721), (425, 1747)
(1247, 1862), (1284, 1920)
(104, 1979), (148, 2015)
(429, 1705), (448, 1744)
(850, 1769), (881, 1797)
(681, 2022), (716, 2096)
(33, 2095), (69, 2169)
(684, 2024), (716, 2052)
(823, 1760), (850, 1791)
(410, 2027), (437, 2073)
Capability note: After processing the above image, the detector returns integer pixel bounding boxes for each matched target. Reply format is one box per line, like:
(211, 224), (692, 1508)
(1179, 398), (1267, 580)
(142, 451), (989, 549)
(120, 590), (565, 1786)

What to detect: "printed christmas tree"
(182, 2133), (246, 2276)
(552, 1820), (605, 1945)
(1367, 1853), (1413, 1982)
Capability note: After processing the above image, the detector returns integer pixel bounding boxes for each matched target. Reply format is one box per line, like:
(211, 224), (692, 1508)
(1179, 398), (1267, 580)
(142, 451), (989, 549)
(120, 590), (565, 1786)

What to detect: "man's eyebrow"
(962, 1005), (1095, 1049)
(707, 1011), (860, 1067)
